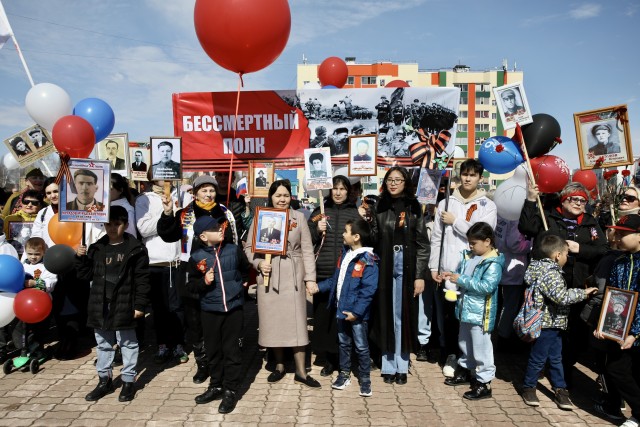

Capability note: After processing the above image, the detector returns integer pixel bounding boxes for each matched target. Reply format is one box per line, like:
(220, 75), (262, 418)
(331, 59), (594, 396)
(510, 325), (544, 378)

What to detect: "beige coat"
(246, 208), (316, 347)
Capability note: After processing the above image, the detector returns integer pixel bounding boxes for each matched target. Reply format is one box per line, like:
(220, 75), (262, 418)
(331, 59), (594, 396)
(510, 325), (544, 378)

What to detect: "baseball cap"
(607, 214), (640, 232)
(193, 175), (218, 191)
(193, 215), (227, 236)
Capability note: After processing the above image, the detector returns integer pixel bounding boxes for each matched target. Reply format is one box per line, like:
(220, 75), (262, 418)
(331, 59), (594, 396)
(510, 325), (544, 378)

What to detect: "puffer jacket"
(454, 249), (504, 332)
(608, 252), (640, 345)
(524, 258), (588, 330)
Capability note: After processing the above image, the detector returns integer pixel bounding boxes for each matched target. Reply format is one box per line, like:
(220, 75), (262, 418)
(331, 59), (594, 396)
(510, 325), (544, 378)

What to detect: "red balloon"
(572, 170), (598, 191)
(530, 155), (570, 193)
(385, 80), (410, 88)
(52, 115), (96, 158)
(318, 57), (349, 88)
(13, 289), (52, 324)
(194, 0), (291, 74)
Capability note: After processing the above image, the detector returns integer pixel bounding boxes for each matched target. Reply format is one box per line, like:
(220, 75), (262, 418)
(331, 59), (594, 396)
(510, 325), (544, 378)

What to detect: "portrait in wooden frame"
(597, 286), (639, 343)
(252, 207), (289, 256)
(348, 134), (377, 176)
(249, 161), (275, 198)
(574, 105), (632, 170)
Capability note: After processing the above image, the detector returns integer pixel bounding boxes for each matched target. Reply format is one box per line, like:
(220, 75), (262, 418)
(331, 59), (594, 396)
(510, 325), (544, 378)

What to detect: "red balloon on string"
(13, 289), (52, 324)
(194, 0), (291, 74)
(318, 57), (349, 88)
(572, 170), (598, 191)
(530, 155), (570, 193)
(385, 80), (410, 88)
(52, 115), (96, 158)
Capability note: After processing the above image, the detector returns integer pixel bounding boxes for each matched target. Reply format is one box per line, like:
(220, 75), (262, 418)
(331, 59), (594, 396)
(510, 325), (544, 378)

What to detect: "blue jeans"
(337, 318), (371, 383)
(458, 322), (495, 384)
(418, 282), (445, 347)
(94, 329), (138, 383)
(523, 328), (565, 389)
(381, 250), (410, 375)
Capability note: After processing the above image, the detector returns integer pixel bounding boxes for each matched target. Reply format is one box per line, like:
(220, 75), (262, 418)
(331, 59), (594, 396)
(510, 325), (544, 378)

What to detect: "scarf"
(196, 200), (217, 211)
(152, 184), (164, 196)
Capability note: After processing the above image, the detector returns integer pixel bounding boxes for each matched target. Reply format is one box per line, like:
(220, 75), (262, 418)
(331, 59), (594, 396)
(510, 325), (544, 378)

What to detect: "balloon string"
(226, 74), (243, 206)
(55, 152), (72, 186)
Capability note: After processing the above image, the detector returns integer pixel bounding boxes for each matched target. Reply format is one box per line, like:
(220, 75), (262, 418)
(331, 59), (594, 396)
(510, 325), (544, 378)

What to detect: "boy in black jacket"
(76, 206), (150, 402)
(187, 215), (249, 414)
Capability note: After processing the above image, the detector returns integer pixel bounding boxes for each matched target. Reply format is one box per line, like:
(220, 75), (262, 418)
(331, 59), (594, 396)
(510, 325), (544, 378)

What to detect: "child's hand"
(306, 281), (319, 295)
(133, 310), (144, 319)
(204, 267), (214, 285)
(76, 245), (87, 256)
(585, 287), (598, 296)
(24, 279), (36, 288)
(342, 311), (357, 322)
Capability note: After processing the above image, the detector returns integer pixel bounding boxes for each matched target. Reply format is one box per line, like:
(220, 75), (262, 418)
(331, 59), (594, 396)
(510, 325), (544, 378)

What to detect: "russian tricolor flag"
(236, 177), (248, 196)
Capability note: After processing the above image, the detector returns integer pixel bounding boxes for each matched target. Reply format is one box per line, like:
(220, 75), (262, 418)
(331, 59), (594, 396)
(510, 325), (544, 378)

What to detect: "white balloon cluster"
(493, 164), (528, 221)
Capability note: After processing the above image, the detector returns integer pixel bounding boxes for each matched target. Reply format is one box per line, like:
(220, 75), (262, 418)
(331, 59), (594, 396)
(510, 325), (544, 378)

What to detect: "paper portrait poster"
(304, 147), (333, 191)
(96, 133), (130, 178)
(60, 159), (111, 223)
(151, 136), (182, 181)
(129, 141), (151, 181)
(493, 82), (533, 130)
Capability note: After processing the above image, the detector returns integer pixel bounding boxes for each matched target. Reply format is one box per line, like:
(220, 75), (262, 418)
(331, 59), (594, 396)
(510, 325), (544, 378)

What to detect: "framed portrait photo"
(597, 287), (639, 343)
(304, 147), (333, 191)
(348, 134), (377, 176)
(7, 221), (34, 256)
(60, 159), (111, 223)
(128, 141), (151, 181)
(252, 207), (289, 256)
(249, 161), (275, 198)
(574, 105), (633, 170)
(151, 136), (182, 181)
(493, 82), (533, 130)
(96, 133), (129, 177)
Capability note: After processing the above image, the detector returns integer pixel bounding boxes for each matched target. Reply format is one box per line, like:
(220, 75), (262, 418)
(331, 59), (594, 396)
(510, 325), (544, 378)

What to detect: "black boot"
(195, 385), (224, 404)
(444, 366), (471, 386)
(463, 381), (492, 400)
(85, 377), (114, 401)
(416, 345), (428, 362)
(193, 361), (209, 384)
(218, 390), (238, 414)
(118, 382), (136, 402)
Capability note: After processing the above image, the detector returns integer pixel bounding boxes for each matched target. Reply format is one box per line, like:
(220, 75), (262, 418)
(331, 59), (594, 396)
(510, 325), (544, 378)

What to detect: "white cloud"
(626, 4), (639, 17)
(569, 3), (602, 19)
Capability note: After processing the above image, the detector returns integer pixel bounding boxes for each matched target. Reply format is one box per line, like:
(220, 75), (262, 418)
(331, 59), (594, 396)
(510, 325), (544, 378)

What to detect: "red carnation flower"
(622, 169), (631, 177)
(495, 144), (504, 153)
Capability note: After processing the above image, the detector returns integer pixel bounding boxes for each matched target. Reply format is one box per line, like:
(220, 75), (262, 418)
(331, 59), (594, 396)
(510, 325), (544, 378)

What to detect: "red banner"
(172, 90), (309, 171)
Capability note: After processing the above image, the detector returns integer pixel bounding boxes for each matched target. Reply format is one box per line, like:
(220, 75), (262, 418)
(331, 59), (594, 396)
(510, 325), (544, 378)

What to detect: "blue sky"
(1, 0), (638, 171)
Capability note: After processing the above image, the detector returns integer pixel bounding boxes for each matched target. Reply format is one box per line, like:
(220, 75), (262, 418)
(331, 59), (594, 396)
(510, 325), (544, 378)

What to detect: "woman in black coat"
(308, 175), (366, 376)
(370, 166), (429, 385)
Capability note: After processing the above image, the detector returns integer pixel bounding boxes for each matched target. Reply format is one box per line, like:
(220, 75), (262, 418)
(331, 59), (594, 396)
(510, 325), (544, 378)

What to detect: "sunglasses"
(565, 197), (587, 205)
(619, 194), (639, 203)
(23, 199), (40, 206)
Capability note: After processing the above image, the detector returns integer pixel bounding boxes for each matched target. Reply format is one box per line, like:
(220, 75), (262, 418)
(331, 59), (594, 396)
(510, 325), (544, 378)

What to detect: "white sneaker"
(442, 354), (457, 378)
(621, 417), (639, 427)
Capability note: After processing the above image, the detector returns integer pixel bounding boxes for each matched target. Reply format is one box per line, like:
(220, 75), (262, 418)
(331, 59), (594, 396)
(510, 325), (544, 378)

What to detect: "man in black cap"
(311, 126), (328, 148)
(351, 124), (365, 135)
(309, 153), (327, 178)
(28, 126), (49, 149)
(255, 170), (267, 188)
(2, 167), (47, 218)
(328, 127), (349, 156)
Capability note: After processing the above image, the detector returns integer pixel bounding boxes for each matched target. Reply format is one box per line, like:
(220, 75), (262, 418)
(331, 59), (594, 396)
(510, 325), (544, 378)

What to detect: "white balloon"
(0, 292), (16, 328)
(3, 153), (20, 170)
(494, 175), (527, 221)
(25, 83), (72, 131)
(513, 163), (529, 181)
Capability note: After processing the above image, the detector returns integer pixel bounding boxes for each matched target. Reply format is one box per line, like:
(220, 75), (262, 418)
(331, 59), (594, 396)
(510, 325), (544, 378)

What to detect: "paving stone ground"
(0, 297), (622, 426)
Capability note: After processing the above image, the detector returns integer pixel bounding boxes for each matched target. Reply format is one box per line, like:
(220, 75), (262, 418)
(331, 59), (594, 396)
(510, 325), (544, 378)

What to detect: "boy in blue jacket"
(186, 215), (250, 414)
(312, 219), (379, 397)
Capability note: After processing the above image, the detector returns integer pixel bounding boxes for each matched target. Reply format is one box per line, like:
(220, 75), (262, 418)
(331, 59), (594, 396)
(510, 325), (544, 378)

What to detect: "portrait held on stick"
(95, 133), (129, 177)
(60, 159), (111, 223)
(252, 207), (289, 256)
(493, 82), (533, 130)
(574, 105), (633, 170)
(304, 147), (333, 191)
(128, 141), (150, 181)
(150, 136), (182, 181)
(348, 134), (377, 176)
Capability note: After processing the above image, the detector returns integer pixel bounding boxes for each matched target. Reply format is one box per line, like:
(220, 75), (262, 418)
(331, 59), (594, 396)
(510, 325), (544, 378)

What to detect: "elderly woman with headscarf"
(519, 181), (607, 386)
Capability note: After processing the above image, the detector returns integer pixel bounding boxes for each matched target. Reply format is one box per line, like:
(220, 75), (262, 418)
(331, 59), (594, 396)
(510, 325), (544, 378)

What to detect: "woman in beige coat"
(245, 180), (320, 388)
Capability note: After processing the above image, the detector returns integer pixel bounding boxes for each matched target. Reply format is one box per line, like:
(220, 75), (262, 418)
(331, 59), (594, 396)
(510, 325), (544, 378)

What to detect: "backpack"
(513, 285), (543, 342)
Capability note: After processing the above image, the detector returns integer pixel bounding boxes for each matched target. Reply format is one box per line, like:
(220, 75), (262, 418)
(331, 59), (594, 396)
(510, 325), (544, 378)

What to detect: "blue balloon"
(73, 98), (115, 143)
(321, 85), (338, 89)
(0, 255), (25, 293)
(478, 136), (524, 174)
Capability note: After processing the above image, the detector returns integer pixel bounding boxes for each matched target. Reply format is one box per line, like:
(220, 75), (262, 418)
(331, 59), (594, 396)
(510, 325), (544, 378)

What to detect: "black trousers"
(149, 266), (184, 348)
(201, 307), (244, 392)
(605, 343), (640, 419)
(183, 298), (205, 361)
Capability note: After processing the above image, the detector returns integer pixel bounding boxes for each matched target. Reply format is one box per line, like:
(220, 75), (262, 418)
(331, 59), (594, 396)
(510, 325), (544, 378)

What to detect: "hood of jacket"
(525, 258), (561, 287)
(451, 188), (489, 204)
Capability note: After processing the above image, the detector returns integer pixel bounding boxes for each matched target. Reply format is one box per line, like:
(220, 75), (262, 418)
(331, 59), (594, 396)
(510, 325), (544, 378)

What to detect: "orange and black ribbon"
(54, 152), (72, 186)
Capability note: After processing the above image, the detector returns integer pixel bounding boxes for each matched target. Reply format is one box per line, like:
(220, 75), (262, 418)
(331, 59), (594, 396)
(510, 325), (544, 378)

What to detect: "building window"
(475, 124), (489, 132)
(475, 111), (489, 118)
(361, 76), (377, 85)
(347, 76), (354, 85)
(460, 97), (468, 105)
(492, 126), (497, 133)
(476, 97), (490, 105)
(456, 137), (467, 146)
(491, 99), (496, 106)
(491, 113), (497, 120)
(303, 81), (310, 85)
(459, 110), (468, 118)
(476, 83), (491, 92)
(454, 83), (468, 92)
(458, 124), (468, 132)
